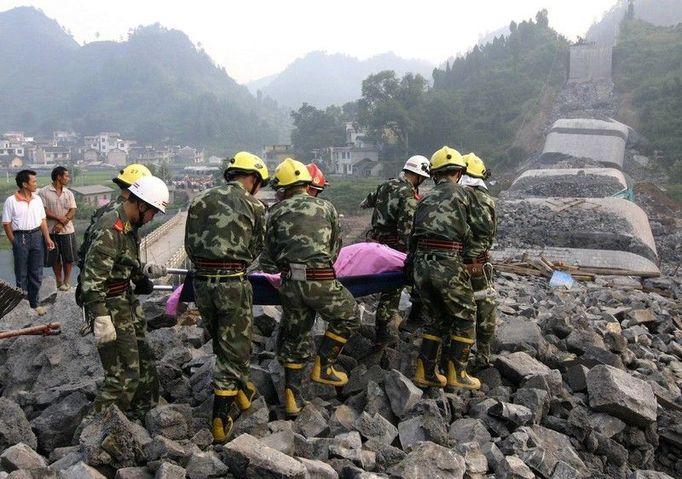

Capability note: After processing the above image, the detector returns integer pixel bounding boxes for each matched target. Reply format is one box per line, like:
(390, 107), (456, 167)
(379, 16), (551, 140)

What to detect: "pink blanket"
(258, 242), (406, 288)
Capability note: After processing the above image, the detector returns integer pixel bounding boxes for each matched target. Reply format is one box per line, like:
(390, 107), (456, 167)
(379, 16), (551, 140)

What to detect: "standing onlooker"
(2, 170), (56, 315)
(39, 166), (78, 291)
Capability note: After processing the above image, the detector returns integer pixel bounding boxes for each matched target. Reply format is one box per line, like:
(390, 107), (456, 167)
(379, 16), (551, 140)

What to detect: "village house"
(35, 146), (71, 165)
(106, 148), (128, 167)
(262, 144), (294, 172)
(129, 146), (171, 164)
(71, 185), (115, 207)
(313, 123), (381, 176)
(174, 146), (204, 164)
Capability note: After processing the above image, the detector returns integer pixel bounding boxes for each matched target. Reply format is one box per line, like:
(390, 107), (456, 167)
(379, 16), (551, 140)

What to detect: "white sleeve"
(2, 198), (13, 224)
(36, 197), (47, 220)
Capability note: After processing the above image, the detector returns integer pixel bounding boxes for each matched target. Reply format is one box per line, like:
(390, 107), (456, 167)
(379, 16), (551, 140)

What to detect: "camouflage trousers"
(376, 288), (402, 325)
(95, 294), (159, 419)
(277, 279), (360, 364)
(413, 252), (476, 341)
(470, 268), (497, 363)
(192, 276), (253, 391)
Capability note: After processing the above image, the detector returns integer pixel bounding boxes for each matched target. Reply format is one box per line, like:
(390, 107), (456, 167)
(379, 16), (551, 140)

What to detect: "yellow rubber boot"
(311, 331), (348, 386)
(283, 363), (305, 418)
(413, 334), (447, 388)
(446, 336), (481, 390)
(212, 389), (238, 444)
(236, 382), (258, 411)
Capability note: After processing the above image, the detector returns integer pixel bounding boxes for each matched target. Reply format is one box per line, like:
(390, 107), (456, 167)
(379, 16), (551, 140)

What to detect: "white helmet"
(128, 176), (169, 214)
(403, 155), (430, 178)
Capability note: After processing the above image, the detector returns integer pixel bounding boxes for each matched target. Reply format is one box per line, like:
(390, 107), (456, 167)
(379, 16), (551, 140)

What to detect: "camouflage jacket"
(463, 186), (496, 259)
(184, 181), (266, 270)
(368, 174), (419, 251)
(260, 190), (341, 272)
(77, 195), (125, 270)
(409, 179), (472, 254)
(81, 204), (143, 317)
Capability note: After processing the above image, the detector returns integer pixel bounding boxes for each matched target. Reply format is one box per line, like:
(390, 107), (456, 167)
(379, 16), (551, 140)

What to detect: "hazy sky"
(0, 0), (619, 83)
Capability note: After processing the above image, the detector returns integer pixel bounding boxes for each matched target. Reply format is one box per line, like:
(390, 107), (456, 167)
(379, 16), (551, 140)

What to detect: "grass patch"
(324, 176), (382, 215)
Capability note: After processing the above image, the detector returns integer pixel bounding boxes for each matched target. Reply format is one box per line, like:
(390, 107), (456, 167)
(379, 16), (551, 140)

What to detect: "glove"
(94, 315), (116, 345)
(133, 277), (155, 295)
(143, 263), (167, 279)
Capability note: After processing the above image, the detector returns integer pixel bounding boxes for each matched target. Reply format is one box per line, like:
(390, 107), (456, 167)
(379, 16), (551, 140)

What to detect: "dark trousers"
(12, 230), (44, 308)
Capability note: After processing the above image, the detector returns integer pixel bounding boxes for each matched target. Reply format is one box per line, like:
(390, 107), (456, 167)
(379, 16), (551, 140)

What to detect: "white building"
(86, 132), (135, 155)
(314, 122), (381, 176)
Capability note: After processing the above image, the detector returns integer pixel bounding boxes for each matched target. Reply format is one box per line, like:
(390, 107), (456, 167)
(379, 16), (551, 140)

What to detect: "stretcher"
(178, 271), (406, 306)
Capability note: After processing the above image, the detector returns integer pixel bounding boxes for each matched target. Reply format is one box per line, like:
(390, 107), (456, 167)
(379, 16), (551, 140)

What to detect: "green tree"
(358, 71), (428, 161)
(290, 103), (346, 161)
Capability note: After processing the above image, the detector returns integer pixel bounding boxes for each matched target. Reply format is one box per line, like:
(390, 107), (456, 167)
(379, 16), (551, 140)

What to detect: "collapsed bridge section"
(494, 197), (660, 277)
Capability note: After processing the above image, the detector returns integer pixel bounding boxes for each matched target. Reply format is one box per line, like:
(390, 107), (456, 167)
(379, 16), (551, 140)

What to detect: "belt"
(105, 280), (130, 297)
(282, 267), (337, 281)
(377, 235), (406, 252)
(417, 238), (463, 251)
(463, 252), (490, 264)
(194, 257), (245, 270)
(13, 227), (40, 234)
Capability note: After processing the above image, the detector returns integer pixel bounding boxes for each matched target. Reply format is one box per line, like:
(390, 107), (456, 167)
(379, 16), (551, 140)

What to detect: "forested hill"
(614, 18), (682, 172)
(428, 11), (568, 166)
(0, 7), (281, 150)
(587, 0), (682, 45)
(289, 11), (569, 172)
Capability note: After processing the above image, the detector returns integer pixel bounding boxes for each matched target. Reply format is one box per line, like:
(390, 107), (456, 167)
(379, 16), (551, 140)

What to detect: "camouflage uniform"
(184, 181), (266, 391)
(81, 204), (158, 418)
(365, 174), (420, 330)
(409, 179), (476, 341)
(462, 185), (497, 365)
(260, 191), (359, 364)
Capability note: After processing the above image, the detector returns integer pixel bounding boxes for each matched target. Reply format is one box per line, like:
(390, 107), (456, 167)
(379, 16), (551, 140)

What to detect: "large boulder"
(586, 365), (657, 426)
(0, 398), (37, 451)
(30, 391), (90, 453)
(0, 294), (101, 406)
(222, 433), (307, 479)
(389, 441), (466, 479)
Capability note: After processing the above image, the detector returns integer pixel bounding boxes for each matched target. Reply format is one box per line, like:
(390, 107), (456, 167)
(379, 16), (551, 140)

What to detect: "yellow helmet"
(463, 153), (488, 179)
(224, 151), (270, 184)
(430, 146), (466, 173)
(271, 158), (312, 189)
(113, 164), (152, 188)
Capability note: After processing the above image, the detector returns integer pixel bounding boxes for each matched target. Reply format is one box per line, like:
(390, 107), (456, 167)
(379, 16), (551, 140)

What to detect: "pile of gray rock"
(494, 199), (657, 262)
(503, 174), (625, 199)
(1, 265), (681, 478)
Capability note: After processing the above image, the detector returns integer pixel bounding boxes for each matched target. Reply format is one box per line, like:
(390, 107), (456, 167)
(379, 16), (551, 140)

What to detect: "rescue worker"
(360, 156), (430, 345)
(408, 146), (480, 390)
(184, 151), (268, 443)
(306, 163), (329, 197)
(460, 153), (497, 368)
(260, 158), (360, 419)
(81, 176), (169, 418)
(76, 164), (152, 306)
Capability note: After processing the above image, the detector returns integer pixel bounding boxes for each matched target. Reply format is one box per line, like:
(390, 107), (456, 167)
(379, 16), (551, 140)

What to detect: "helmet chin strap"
(249, 175), (261, 195)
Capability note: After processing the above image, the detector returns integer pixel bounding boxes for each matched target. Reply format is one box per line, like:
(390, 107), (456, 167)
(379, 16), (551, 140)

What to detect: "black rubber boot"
(413, 334), (447, 388)
(212, 390), (238, 444)
(445, 336), (481, 390)
(311, 331), (348, 386)
(283, 364), (305, 418)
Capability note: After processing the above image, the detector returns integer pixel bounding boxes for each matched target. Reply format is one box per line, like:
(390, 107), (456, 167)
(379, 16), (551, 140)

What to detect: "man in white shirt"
(39, 166), (78, 291)
(2, 170), (56, 316)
